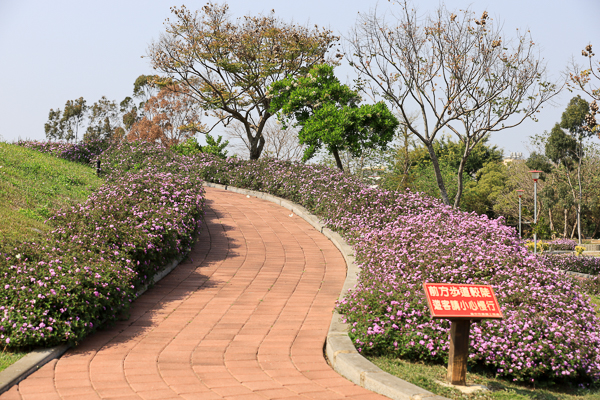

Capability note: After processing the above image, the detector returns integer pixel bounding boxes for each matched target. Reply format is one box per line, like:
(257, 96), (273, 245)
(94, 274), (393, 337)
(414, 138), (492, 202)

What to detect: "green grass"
(0, 142), (103, 253)
(590, 295), (600, 317)
(368, 355), (600, 400)
(0, 141), (103, 372)
(0, 350), (27, 373)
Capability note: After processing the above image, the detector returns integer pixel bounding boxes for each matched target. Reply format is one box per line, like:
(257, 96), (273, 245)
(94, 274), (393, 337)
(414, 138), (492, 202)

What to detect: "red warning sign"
(423, 283), (503, 320)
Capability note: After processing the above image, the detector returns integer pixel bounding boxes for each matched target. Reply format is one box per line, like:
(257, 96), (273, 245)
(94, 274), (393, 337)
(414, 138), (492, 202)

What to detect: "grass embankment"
(0, 142), (103, 250)
(369, 356), (600, 400)
(0, 351), (27, 373)
(0, 142), (103, 370)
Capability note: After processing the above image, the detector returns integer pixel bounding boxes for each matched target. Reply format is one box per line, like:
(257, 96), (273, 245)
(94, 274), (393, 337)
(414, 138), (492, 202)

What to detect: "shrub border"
(204, 182), (449, 400)
(0, 253), (187, 395)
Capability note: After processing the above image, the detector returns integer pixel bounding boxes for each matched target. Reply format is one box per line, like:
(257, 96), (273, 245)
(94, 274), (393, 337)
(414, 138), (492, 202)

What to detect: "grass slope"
(0, 142), (103, 252)
(0, 141), (103, 370)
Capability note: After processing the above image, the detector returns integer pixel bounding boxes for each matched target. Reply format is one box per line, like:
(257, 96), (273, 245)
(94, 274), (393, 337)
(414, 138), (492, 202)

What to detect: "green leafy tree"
(494, 160), (539, 233)
(549, 96), (595, 244)
(44, 108), (65, 141)
(381, 120), (417, 191)
(147, 3), (339, 159)
(525, 151), (553, 175)
(44, 75), (162, 145)
(202, 134), (229, 159)
(62, 97), (87, 142)
(410, 135), (503, 178)
(44, 98), (87, 142)
(84, 96), (124, 143)
(495, 131), (600, 239)
(461, 161), (508, 217)
(410, 160), (466, 202)
(120, 97), (139, 131)
(171, 135), (229, 159)
(133, 74), (159, 106)
(268, 64), (398, 171)
(384, 135), (503, 204)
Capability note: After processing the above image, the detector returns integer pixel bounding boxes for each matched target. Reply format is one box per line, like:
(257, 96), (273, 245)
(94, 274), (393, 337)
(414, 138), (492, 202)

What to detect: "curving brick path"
(1, 187), (388, 400)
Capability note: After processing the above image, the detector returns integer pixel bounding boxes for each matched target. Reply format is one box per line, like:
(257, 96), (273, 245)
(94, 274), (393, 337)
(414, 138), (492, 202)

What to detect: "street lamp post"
(516, 190), (524, 238)
(529, 171), (541, 254)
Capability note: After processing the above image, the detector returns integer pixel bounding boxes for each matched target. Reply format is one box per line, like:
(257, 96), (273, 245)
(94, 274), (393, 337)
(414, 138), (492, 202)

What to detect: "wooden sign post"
(423, 283), (503, 386)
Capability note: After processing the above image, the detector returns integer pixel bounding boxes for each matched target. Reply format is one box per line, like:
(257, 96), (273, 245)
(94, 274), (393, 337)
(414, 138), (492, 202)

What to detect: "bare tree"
(569, 44), (599, 136)
(227, 120), (305, 161)
(147, 3), (338, 159)
(347, 1), (558, 206)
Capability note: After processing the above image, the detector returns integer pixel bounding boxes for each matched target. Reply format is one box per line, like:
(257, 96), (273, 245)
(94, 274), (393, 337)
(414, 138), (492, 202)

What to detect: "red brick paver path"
(2, 187), (386, 400)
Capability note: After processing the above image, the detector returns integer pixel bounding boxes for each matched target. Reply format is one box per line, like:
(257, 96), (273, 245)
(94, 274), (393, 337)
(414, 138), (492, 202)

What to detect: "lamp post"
(516, 190), (524, 238)
(529, 170), (541, 254)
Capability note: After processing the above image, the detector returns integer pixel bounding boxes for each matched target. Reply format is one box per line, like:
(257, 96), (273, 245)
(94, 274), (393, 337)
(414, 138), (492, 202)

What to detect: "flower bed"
(1, 142), (205, 347)
(546, 239), (577, 251)
(543, 254), (600, 276)
(17, 139), (109, 165)
(189, 154), (600, 384)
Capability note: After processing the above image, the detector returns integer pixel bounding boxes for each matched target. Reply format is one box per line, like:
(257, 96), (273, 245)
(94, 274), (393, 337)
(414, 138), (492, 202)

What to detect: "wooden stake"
(447, 320), (470, 385)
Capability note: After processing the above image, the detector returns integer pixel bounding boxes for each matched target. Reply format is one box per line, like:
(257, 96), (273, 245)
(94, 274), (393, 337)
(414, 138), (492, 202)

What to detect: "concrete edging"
(0, 253), (188, 395)
(205, 182), (449, 400)
(0, 345), (70, 395)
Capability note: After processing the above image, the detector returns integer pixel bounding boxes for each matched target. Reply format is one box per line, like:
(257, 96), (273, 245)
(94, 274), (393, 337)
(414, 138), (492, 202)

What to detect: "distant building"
(362, 165), (386, 188)
(503, 151), (524, 165)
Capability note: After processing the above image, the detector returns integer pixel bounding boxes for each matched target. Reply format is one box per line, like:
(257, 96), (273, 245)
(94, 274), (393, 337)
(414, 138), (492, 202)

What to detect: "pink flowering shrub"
(543, 254), (600, 276)
(546, 239), (577, 251)
(1, 141), (204, 347)
(191, 154), (600, 384)
(17, 139), (109, 165)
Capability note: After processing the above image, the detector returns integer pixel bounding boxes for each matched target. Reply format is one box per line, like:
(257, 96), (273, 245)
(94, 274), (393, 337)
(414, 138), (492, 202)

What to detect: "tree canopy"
(269, 64), (398, 170)
(570, 44), (599, 137)
(147, 3), (339, 159)
(347, 1), (557, 206)
(128, 84), (206, 148)
(45, 97), (87, 142)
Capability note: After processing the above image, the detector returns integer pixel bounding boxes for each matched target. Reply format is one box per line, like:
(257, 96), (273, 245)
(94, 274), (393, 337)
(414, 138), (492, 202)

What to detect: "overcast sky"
(1, 0), (599, 157)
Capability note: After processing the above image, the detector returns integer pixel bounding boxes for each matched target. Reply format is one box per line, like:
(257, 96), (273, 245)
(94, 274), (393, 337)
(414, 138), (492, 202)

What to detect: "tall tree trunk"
(402, 132), (411, 189)
(571, 218), (578, 239)
(564, 167), (579, 239)
(548, 207), (555, 236)
(577, 146), (583, 244)
(453, 144), (473, 208)
(248, 131), (265, 160)
(564, 209), (568, 238)
(332, 146), (344, 171)
(425, 142), (450, 206)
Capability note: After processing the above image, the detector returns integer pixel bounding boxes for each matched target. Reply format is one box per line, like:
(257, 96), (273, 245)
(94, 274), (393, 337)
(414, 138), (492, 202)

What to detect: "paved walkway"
(2, 187), (387, 400)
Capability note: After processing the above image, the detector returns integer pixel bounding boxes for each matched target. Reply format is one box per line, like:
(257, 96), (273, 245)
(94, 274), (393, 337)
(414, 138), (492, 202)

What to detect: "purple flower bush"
(1, 141), (204, 347)
(17, 139), (109, 166)
(6, 145), (599, 383)
(543, 254), (600, 276)
(190, 154), (600, 384)
(546, 239), (577, 251)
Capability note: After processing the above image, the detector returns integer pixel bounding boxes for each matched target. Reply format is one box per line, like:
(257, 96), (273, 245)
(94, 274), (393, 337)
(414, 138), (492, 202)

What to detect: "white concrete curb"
(205, 182), (449, 400)
(0, 345), (70, 395)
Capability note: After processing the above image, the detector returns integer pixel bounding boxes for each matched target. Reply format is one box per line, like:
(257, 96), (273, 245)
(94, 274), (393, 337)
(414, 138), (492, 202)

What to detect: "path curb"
(0, 345), (70, 395)
(205, 182), (449, 400)
(0, 253), (188, 396)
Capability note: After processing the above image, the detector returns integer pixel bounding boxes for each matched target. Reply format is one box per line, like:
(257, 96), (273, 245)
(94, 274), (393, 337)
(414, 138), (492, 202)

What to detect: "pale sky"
(1, 0), (599, 157)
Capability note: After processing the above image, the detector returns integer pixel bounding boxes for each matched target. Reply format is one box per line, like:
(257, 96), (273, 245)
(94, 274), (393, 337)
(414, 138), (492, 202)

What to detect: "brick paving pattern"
(2, 187), (387, 400)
